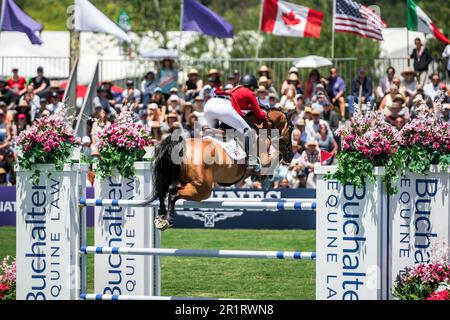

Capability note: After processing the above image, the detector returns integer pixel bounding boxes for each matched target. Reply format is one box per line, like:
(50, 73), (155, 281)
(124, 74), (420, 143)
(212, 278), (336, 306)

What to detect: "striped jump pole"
(79, 198), (317, 211)
(80, 294), (236, 301)
(80, 246), (317, 260)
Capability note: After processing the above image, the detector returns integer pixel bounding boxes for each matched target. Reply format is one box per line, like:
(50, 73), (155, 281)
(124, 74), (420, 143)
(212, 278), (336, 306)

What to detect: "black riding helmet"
(240, 74), (257, 91)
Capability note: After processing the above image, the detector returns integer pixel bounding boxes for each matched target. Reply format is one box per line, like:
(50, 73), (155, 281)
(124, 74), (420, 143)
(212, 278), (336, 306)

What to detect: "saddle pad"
(203, 136), (246, 161)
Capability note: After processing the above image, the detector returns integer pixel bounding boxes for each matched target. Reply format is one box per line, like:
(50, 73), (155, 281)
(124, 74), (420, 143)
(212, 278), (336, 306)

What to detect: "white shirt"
(442, 45), (450, 71)
(46, 102), (63, 113)
(424, 83), (440, 101)
(122, 88), (141, 101)
(305, 119), (332, 141)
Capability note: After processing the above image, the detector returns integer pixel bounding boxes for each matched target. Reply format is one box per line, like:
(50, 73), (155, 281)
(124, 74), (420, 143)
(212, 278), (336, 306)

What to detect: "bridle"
(247, 106), (291, 161)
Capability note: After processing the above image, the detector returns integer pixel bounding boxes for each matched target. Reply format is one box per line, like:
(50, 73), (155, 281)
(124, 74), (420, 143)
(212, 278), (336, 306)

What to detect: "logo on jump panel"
(176, 210), (243, 228)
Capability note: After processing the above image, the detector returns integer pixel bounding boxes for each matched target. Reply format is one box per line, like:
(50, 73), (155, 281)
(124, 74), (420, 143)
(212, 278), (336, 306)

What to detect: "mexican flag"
(406, 0), (450, 44)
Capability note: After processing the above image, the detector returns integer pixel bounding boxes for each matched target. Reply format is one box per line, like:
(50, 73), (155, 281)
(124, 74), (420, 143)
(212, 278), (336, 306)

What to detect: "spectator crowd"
(1, 38), (450, 189)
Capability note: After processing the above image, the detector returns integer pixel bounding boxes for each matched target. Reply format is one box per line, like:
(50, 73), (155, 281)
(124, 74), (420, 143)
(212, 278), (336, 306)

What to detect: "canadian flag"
(260, 0), (324, 38)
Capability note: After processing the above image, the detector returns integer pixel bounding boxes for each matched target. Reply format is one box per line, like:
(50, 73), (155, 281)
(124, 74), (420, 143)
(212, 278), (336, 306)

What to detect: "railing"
(0, 55), (446, 88)
(99, 57), (449, 90)
(0, 56), (70, 79)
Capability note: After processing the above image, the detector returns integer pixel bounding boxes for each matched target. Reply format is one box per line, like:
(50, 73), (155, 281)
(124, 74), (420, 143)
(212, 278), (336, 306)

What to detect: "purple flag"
(1, 0), (43, 45)
(183, 0), (233, 38)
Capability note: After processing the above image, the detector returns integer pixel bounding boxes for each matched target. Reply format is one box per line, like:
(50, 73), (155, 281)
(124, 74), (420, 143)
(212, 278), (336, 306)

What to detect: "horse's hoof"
(155, 217), (170, 231)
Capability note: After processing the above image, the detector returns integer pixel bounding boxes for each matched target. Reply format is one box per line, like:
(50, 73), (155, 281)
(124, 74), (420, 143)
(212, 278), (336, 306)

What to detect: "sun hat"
(296, 118), (306, 126)
(188, 68), (199, 75)
(306, 139), (318, 147)
(169, 95), (179, 102)
(258, 76), (268, 84)
(401, 67), (415, 77)
(207, 69), (219, 76)
(257, 86), (267, 93)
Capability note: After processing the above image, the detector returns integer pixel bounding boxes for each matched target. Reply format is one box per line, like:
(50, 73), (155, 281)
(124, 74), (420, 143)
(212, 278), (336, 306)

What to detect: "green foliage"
(397, 144), (450, 176)
(18, 141), (75, 185)
(94, 145), (146, 179)
(326, 150), (403, 195)
(393, 278), (437, 300)
(326, 151), (376, 188)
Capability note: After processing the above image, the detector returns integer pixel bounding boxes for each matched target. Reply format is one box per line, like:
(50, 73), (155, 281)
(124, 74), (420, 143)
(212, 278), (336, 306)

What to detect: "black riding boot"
(244, 128), (261, 173)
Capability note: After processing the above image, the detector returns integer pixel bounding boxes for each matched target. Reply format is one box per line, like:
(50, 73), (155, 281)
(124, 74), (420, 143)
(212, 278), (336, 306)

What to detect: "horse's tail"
(150, 135), (184, 210)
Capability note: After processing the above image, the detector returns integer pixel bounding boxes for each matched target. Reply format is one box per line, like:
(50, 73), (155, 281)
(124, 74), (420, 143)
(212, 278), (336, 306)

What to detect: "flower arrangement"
(0, 256), (16, 300)
(397, 112), (450, 174)
(94, 110), (153, 179)
(16, 110), (80, 184)
(327, 111), (402, 193)
(393, 244), (450, 300)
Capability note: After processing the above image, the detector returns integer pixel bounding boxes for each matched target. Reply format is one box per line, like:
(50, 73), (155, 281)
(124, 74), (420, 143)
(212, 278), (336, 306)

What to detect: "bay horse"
(150, 107), (291, 230)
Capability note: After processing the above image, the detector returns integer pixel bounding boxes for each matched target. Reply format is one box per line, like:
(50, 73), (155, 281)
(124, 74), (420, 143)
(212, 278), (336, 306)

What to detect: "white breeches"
(203, 97), (250, 132)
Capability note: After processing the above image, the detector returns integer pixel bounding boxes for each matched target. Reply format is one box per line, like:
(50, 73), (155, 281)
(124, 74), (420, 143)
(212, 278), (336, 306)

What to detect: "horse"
(150, 107), (291, 231)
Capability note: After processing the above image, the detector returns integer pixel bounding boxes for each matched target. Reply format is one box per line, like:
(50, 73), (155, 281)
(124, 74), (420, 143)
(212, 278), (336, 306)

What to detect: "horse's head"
(265, 108), (291, 162)
(244, 107), (292, 163)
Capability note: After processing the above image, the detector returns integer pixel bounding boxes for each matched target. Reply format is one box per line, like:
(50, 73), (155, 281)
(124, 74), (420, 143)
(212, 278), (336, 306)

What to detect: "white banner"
(16, 164), (87, 300)
(389, 166), (450, 298)
(315, 166), (389, 300)
(94, 162), (157, 296)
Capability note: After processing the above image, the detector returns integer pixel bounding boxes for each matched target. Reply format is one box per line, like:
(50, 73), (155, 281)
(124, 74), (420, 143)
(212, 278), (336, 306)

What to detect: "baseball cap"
(51, 91), (59, 98)
(81, 136), (91, 145)
(170, 87), (179, 93)
(37, 66), (44, 72)
(169, 95), (179, 102)
(126, 80), (134, 87)
(154, 87), (162, 93)
(18, 114), (26, 120)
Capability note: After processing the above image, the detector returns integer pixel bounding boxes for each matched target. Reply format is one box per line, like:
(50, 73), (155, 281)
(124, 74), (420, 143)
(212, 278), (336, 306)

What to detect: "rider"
(203, 74), (267, 173)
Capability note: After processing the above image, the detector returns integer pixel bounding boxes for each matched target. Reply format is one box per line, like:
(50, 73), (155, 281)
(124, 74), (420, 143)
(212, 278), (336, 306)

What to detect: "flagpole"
(406, 28), (410, 67)
(178, 0), (184, 57)
(255, 0), (264, 61)
(331, 0), (336, 59)
(0, 0), (6, 44)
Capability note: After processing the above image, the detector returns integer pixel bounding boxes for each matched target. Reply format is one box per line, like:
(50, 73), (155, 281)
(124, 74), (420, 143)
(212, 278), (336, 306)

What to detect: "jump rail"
(80, 246), (317, 260)
(80, 294), (234, 301)
(79, 198), (317, 211)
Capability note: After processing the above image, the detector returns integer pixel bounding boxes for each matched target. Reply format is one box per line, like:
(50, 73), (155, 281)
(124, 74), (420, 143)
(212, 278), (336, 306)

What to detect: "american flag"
(333, 0), (386, 41)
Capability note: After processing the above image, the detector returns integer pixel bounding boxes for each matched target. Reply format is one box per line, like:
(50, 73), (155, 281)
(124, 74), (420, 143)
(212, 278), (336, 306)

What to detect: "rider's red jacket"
(215, 86), (267, 121)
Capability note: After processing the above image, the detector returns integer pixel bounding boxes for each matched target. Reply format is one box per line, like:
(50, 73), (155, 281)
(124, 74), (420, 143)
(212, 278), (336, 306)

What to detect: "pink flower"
(426, 290), (450, 300)
(0, 283), (9, 292)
